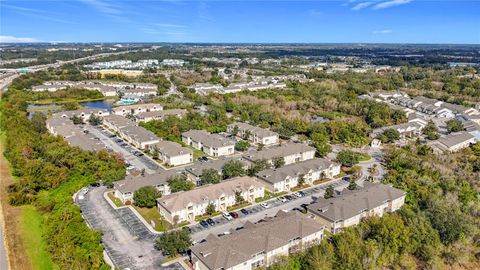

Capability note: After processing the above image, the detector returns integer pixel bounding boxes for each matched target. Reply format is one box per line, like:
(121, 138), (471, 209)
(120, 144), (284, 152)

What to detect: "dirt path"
(0, 138), (31, 270)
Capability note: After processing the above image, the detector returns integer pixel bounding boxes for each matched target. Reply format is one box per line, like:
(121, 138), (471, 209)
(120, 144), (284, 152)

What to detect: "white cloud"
(373, 29), (393, 34)
(155, 23), (185, 28)
(81, 0), (122, 15)
(0, 35), (40, 43)
(308, 9), (322, 16)
(373, 0), (412, 10)
(351, 2), (374, 10)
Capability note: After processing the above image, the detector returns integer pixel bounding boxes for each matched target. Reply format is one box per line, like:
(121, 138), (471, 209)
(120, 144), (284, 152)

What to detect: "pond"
(79, 100), (113, 111)
(27, 99), (114, 118)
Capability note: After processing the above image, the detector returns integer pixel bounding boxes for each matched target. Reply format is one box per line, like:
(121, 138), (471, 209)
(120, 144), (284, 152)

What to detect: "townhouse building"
(256, 158), (341, 193)
(157, 176), (264, 223)
(428, 131), (476, 153)
(102, 114), (136, 133)
(185, 157), (251, 185)
(182, 130), (235, 157)
(307, 182), (406, 234)
(135, 109), (187, 122)
(112, 103), (163, 116)
(227, 122), (279, 145)
(55, 108), (110, 121)
(190, 211), (324, 270)
(118, 125), (160, 149)
(243, 142), (316, 166)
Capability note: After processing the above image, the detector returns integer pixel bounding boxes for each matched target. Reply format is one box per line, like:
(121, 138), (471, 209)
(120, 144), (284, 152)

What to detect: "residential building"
(307, 182), (406, 234)
(256, 158), (341, 193)
(118, 125), (160, 149)
(185, 157), (251, 185)
(243, 143), (316, 165)
(148, 141), (193, 167)
(112, 103), (163, 116)
(190, 83), (224, 95)
(113, 171), (182, 204)
(428, 131), (476, 153)
(55, 108), (110, 121)
(227, 122), (279, 145)
(102, 114), (136, 133)
(190, 211), (324, 270)
(135, 109), (188, 122)
(157, 176), (265, 223)
(182, 130), (235, 157)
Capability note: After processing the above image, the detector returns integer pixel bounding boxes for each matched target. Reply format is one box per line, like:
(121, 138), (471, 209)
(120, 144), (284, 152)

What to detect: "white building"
(227, 122), (279, 145)
(148, 140), (193, 167)
(112, 103), (163, 116)
(182, 130), (235, 157)
(244, 142), (316, 166)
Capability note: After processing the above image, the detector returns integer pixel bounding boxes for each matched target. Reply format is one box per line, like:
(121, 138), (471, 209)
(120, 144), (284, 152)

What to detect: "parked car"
(300, 203), (309, 209)
(229, 212), (239, 219)
(261, 203), (270, 209)
(222, 213), (233, 221)
(293, 192), (303, 198)
(277, 196), (287, 203)
(240, 209), (249, 215)
(299, 191), (306, 197)
(201, 156), (209, 162)
(199, 220), (209, 228)
(284, 195), (293, 201)
(116, 139), (123, 143)
(206, 218), (215, 226)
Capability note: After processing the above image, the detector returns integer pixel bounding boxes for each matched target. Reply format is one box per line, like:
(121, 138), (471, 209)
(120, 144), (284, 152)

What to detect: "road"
(190, 179), (349, 242)
(0, 220), (7, 270)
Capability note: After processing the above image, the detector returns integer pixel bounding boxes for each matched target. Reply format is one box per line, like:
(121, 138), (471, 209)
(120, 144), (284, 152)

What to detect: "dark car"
(284, 195), (293, 201)
(206, 218), (215, 226)
(300, 203), (309, 209)
(229, 212), (239, 219)
(299, 191), (306, 197)
(201, 156), (209, 161)
(199, 220), (209, 228)
(240, 209), (249, 215)
(108, 134), (116, 138)
(90, 182), (101, 187)
(116, 139), (123, 143)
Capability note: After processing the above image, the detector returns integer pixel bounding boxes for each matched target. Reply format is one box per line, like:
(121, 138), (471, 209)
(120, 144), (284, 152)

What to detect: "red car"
(229, 212), (239, 219)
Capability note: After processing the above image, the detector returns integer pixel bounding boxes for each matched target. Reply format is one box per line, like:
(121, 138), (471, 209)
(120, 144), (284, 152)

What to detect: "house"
(256, 158), (341, 193)
(55, 108), (110, 121)
(46, 116), (75, 135)
(102, 114), (136, 133)
(120, 88), (157, 97)
(112, 103), (163, 116)
(243, 143), (316, 166)
(428, 131), (476, 153)
(135, 109), (188, 122)
(182, 130), (235, 157)
(148, 141), (193, 166)
(190, 211), (324, 270)
(227, 122), (279, 145)
(371, 121), (425, 139)
(113, 171), (183, 204)
(185, 157), (251, 185)
(65, 134), (106, 152)
(307, 182), (406, 234)
(157, 176), (264, 223)
(117, 125), (160, 149)
(464, 120), (480, 142)
(190, 83), (224, 95)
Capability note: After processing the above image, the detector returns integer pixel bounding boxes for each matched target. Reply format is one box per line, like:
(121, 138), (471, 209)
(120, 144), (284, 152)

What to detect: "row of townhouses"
(182, 130), (236, 157)
(190, 80), (287, 95)
(227, 122), (280, 145)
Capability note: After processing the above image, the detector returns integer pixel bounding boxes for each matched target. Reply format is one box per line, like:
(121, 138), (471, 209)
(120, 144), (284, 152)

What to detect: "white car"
(293, 192), (303, 198)
(261, 202), (270, 209)
(222, 213), (233, 220)
(277, 196), (287, 203)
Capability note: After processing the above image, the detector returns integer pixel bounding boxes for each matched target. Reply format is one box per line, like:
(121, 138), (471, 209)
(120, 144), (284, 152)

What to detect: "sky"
(0, 0), (479, 44)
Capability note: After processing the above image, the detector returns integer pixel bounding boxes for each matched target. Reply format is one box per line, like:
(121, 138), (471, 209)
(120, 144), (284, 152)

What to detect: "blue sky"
(1, 0), (479, 44)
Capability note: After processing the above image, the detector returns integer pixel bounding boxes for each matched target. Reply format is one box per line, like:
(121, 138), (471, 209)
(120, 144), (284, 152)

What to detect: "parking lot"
(86, 125), (160, 174)
(76, 186), (184, 270)
(189, 179), (348, 241)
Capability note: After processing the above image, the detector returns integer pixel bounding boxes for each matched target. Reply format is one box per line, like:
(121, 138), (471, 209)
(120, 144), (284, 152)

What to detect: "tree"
(380, 128), (400, 143)
(234, 140), (250, 151)
(30, 112), (47, 133)
(235, 190), (245, 205)
(324, 185), (334, 199)
(167, 175), (195, 192)
(248, 159), (271, 176)
(88, 114), (102, 126)
(231, 125), (239, 136)
(446, 119), (464, 133)
(347, 179), (357, 190)
(133, 186), (161, 208)
(297, 174), (306, 187)
(154, 228), (192, 256)
(70, 115), (83, 125)
(206, 203), (216, 215)
(336, 150), (362, 167)
(417, 145), (432, 156)
(423, 120), (440, 140)
(273, 157), (285, 168)
(200, 168), (221, 185)
(222, 160), (246, 179)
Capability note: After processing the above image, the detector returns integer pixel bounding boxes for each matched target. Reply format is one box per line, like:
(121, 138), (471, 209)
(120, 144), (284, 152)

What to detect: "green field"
(19, 206), (55, 270)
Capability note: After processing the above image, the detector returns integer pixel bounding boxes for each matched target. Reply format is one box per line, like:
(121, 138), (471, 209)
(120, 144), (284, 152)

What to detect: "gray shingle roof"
(185, 157), (251, 177)
(113, 171), (183, 194)
(182, 130), (235, 148)
(244, 142), (315, 161)
(256, 158), (337, 184)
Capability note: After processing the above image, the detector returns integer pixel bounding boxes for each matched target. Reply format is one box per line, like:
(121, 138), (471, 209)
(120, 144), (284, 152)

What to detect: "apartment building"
(182, 130), (235, 157)
(307, 182), (406, 234)
(149, 140), (193, 167)
(428, 131), (476, 153)
(157, 176), (264, 223)
(244, 142), (316, 166)
(113, 171), (183, 204)
(256, 158), (341, 193)
(190, 211), (324, 270)
(55, 108), (110, 121)
(102, 114), (136, 133)
(135, 109), (188, 122)
(112, 103), (163, 116)
(227, 122), (279, 145)
(118, 125), (160, 149)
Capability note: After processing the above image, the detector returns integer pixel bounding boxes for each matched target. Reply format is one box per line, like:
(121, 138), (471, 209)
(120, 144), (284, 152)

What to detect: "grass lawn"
(291, 184), (310, 191)
(227, 202), (251, 212)
(132, 205), (173, 232)
(107, 192), (124, 207)
(359, 153), (372, 162)
(195, 211), (222, 222)
(255, 191), (287, 203)
(19, 205), (55, 270)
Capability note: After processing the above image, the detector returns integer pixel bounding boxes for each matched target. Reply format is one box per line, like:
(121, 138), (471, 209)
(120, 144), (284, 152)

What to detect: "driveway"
(190, 179), (349, 242)
(76, 186), (167, 270)
(86, 126), (159, 174)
